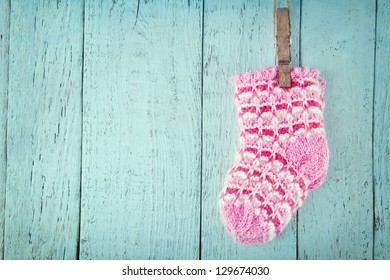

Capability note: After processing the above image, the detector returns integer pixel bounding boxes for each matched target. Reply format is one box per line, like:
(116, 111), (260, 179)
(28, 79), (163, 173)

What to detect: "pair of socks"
(219, 66), (329, 244)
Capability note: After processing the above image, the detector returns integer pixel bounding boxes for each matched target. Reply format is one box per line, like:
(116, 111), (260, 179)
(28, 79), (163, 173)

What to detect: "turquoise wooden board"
(374, 0), (390, 260)
(0, 0), (389, 260)
(0, 0), (10, 260)
(298, 0), (375, 259)
(80, 0), (202, 259)
(5, 0), (83, 259)
(201, 0), (300, 260)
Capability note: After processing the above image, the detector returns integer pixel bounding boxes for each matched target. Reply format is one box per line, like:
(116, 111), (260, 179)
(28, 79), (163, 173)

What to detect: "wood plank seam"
(371, 0), (378, 260)
(76, 0), (87, 261)
(373, 0), (390, 260)
(199, 0), (205, 261)
(0, 0), (11, 261)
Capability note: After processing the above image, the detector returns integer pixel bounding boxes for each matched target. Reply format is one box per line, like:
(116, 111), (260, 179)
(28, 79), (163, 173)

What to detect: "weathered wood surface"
(0, 0), (10, 260)
(80, 0), (202, 259)
(5, 0), (83, 259)
(0, 0), (389, 260)
(298, 0), (376, 259)
(201, 0), (300, 260)
(374, 0), (390, 260)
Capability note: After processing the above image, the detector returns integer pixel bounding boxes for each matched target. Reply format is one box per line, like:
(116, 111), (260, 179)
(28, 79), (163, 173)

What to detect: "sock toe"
(220, 201), (277, 244)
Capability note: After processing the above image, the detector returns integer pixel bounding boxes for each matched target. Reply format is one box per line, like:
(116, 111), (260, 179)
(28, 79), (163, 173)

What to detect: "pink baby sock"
(220, 66), (329, 244)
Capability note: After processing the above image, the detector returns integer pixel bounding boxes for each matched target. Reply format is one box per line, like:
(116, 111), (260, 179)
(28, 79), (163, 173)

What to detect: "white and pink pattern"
(220, 66), (329, 244)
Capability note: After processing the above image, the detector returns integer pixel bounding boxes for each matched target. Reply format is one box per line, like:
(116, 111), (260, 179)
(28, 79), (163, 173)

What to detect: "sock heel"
(286, 132), (329, 190)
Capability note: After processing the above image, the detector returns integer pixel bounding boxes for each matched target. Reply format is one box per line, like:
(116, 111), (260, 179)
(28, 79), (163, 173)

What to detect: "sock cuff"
(230, 66), (325, 89)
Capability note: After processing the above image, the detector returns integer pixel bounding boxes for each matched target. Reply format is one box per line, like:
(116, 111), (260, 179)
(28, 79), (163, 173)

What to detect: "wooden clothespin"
(276, 8), (291, 88)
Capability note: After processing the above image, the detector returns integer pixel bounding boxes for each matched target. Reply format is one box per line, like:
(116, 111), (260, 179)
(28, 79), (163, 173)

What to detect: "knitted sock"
(220, 66), (329, 244)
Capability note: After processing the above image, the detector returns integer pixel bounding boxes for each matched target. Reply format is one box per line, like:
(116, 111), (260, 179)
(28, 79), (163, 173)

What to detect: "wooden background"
(0, 0), (389, 260)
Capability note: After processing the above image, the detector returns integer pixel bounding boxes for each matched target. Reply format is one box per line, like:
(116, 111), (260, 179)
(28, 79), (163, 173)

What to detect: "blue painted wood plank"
(298, 0), (375, 259)
(0, 0), (10, 260)
(374, 0), (390, 260)
(5, 0), (83, 259)
(80, 0), (202, 259)
(202, 0), (300, 259)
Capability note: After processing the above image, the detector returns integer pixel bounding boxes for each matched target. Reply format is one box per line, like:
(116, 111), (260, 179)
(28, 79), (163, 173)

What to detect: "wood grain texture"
(5, 0), (83, 259)
(201, 0), (300, 260)
(2, 0), (389, 260)
(374, 0), (390, 260)
(298, 0), (375, 259)
(0, 0), (10, 260)
(80, 0), (202, 259)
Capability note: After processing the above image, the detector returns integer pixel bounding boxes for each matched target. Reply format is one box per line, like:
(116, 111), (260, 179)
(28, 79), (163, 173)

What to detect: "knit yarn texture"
(220, 66), (329, 244)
